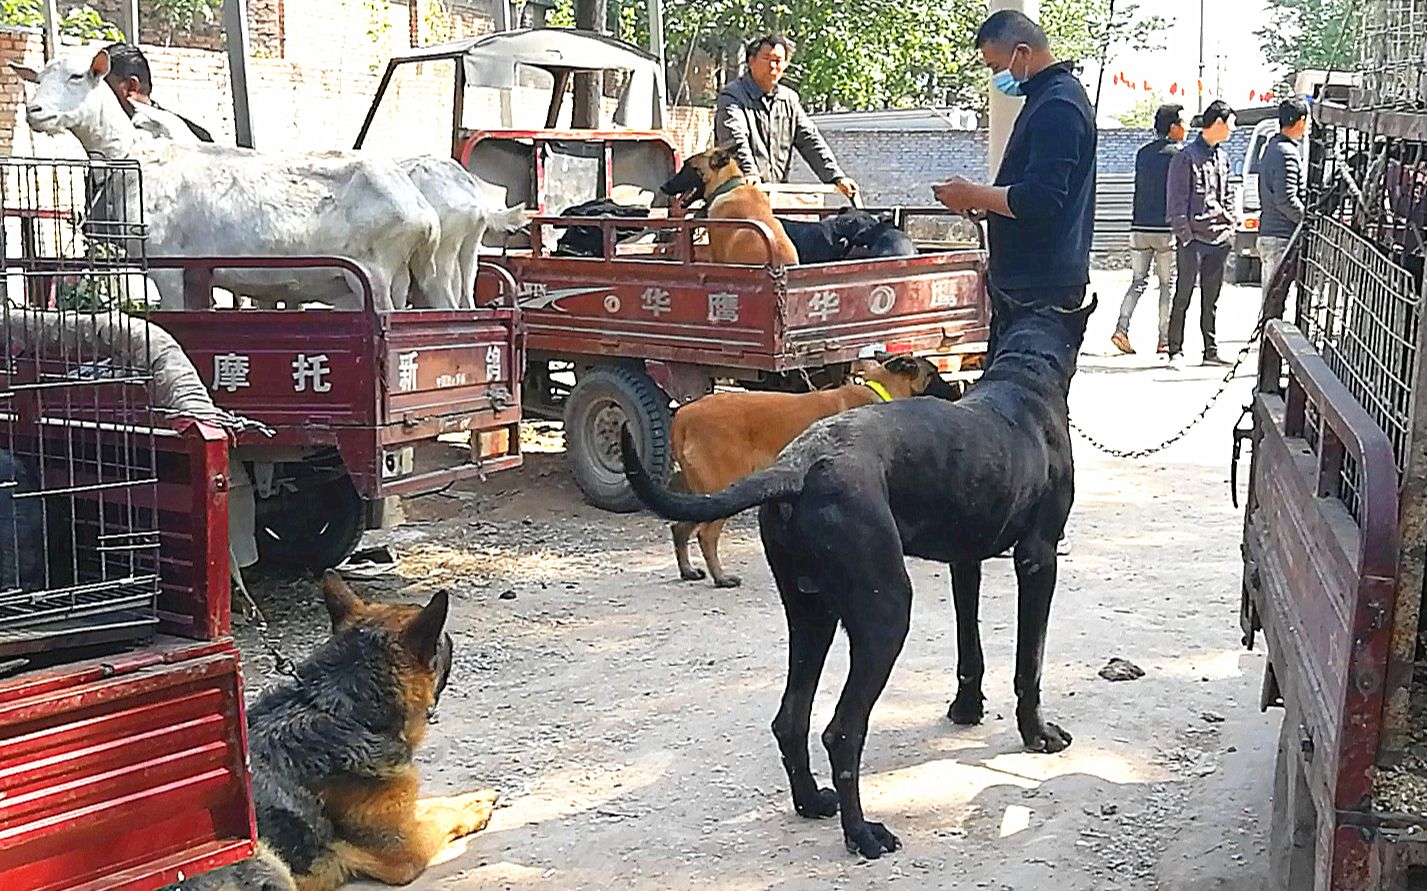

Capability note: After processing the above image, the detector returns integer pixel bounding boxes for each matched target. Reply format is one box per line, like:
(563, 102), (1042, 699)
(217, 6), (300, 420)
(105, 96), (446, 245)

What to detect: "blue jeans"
(1115, 231), (1175, 344)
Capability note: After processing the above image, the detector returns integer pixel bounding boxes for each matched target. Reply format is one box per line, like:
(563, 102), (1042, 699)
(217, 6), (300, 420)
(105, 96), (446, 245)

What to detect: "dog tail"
(622, 428), (804, 522)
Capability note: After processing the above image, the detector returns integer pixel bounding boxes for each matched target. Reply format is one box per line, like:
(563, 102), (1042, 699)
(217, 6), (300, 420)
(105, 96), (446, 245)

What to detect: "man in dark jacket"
(102, 43), (215, 143)
(1111, 104), (1185, 355)
(1165, 99), (1236, 366)
(1257, 97), (1308, 297)
(932, 10), (1097, 362)
(713, 35), (858, 199)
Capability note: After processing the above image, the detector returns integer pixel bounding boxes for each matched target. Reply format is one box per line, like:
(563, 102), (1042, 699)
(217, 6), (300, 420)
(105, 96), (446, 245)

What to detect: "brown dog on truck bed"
(661, 146), (800, 266)
(670, 355), (957, 587)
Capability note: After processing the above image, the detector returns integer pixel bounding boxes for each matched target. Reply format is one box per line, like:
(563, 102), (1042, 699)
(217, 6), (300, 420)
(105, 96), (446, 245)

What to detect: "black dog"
(555, 198), (652, 257)
(775, 209), (885, 263)
(847, 219), (918, 259)
(623, 293), (1096, 859)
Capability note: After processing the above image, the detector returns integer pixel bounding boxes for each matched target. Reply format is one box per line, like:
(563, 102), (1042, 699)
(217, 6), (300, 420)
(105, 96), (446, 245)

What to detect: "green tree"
(1115, 92), (1164, 127)
(148, 0), (224, 46)
(549, 0), (1165, 112)
(0, 1), (122, 40)
(1256, 0), (1362, 87)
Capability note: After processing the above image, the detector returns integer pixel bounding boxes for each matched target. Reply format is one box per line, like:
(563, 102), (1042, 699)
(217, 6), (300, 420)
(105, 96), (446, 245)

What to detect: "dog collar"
(863, 380), (893, 402)
(706, 176), (746, 204)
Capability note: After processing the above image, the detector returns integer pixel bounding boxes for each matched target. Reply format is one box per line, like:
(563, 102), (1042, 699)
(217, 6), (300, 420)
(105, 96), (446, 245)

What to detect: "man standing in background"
(1257, 97), (1309, 297)
(1165, 99), (1237, 367)
(713, 34), (859, 200)
(1111, 104), (1186, 355)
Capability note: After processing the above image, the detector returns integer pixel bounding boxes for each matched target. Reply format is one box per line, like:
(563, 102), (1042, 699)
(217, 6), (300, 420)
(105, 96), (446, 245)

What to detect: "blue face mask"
(991, 46), (1028, 97)
(992, 69), (1023, 97)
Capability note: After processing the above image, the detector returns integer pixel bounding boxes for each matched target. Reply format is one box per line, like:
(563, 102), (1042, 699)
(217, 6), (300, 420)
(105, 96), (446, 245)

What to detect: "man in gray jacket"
(713, 35), (859, 199)
(1257, 97), (1308, 297)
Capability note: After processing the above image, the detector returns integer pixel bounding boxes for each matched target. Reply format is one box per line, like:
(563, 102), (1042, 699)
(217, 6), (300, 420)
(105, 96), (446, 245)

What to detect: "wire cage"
(0, 157), (163, 661)
(1297, 120), (1425, 485)
(1357, 0), (1427, 111)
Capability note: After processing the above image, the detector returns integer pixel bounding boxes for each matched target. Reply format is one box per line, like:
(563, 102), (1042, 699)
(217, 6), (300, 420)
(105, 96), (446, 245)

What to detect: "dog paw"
(713, 575), (742, 588)
(680, 568), (707, 581)
(1021, 721), (1074, 754)
(947, 692), (985, 725)
(456, 789), (500, 835)
(843, 820), (900, 859)
(793, 787), (839, 819)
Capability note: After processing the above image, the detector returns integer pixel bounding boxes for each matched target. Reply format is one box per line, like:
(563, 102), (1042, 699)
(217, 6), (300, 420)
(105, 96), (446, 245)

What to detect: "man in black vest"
(932, 10), (1097, 363)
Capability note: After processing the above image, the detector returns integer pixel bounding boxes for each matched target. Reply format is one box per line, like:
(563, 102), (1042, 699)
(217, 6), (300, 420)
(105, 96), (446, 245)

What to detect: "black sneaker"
(1202, 354), (1233, 367)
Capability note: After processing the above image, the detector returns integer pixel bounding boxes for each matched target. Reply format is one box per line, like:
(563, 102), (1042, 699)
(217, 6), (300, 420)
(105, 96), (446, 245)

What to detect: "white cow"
(16, 49), (441, 312)
(31, 53), (528, 310)
(399, 156), (528, 308)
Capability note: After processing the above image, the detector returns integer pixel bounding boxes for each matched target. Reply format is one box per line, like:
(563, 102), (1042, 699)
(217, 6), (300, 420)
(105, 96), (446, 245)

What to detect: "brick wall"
(790, 126), (1255, 205)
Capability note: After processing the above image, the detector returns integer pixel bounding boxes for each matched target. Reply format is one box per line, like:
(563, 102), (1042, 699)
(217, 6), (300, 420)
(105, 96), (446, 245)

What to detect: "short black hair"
(1153, 103), (1185, 136)
(974, 10), (1050, 52)
(103, 42), (151, 95)
(746, 34), (793, 62)
(1278, 96), (1308, 128)
(1201, 99), (1235, 128)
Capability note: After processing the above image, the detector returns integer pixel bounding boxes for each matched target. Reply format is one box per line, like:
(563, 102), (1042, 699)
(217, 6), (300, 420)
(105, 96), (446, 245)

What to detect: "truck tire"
(565, 366), (673, 513)
(253, 469), (366, 577)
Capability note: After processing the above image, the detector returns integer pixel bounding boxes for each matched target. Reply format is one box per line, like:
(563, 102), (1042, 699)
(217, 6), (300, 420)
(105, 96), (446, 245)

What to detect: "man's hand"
(835, 177), (859, 199)
(932, 176), (978, 212)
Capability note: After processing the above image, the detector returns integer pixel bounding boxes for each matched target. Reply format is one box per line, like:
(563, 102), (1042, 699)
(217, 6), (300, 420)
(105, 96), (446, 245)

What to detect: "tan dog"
(668, 356), (957, 587)
(660, 146), (800, 266)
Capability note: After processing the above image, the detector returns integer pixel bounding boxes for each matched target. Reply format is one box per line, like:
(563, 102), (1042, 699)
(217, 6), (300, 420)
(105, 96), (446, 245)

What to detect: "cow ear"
(89, 49), (110, 80)
(9, 63), (38, 84)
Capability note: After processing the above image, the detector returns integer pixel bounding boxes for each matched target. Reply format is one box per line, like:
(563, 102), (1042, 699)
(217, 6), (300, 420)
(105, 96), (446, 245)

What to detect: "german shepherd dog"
(623, 294), (1096, 859)
(167, 571), (497, 891)
(660, 146), (800, 266)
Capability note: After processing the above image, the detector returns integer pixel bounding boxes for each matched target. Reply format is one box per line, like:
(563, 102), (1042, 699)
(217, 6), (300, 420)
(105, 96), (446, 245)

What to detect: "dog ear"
(708, 143), (738, 168)
(321, 569), (365, 630)
(402, 589), (451, 666)
(883, 355), (918, 375)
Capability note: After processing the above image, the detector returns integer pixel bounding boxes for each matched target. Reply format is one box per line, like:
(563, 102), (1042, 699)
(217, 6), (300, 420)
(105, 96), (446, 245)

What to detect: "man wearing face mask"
(1165, 99), (1237, 367)
(930, 11), (1096, 363)
(713, 34), (859, 200)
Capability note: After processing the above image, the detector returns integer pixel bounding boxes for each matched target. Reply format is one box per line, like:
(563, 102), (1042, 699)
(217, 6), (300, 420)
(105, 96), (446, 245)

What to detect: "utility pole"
(39, 0), (58, 61)
(1197, 0), (1205, 111)
(119, 0), (139, 42)
(987, 0), (1039, 178)
(223, 0), (256, 148)
(572, 0), (607, 128)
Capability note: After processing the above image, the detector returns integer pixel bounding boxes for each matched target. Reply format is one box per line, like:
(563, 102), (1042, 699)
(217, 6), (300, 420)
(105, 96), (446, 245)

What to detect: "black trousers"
(1166, 240), (1230, 358)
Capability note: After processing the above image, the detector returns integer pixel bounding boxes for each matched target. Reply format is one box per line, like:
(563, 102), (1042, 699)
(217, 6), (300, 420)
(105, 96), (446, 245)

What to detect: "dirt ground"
(234, 271), (1282, 890)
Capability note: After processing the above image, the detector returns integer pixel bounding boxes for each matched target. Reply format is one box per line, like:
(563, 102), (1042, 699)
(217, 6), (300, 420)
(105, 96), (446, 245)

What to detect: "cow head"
(12, 50), (117, 139)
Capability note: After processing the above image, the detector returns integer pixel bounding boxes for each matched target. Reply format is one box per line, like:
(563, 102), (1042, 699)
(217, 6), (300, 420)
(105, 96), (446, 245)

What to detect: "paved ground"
(238, 270), (1282, 890)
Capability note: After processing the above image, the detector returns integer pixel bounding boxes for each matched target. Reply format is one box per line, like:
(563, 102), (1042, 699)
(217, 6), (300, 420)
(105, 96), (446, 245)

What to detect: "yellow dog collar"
(863, 380), (893, 402)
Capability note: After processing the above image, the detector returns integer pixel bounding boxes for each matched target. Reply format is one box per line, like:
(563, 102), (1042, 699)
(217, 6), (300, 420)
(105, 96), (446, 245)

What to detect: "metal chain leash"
(1067, 318), (1266, 460)
(231, 566), (300, 680)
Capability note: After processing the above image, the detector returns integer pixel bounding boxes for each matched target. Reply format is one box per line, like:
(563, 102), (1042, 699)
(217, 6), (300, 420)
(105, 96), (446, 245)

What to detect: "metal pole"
(647, 0), (665, 72)
(987, 0), (1039, 178)
(40, 0), (59, 62)
(1197, 0), (1205, 111)
(119, 0), (140, 42)
(223, 0), (256, 148)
